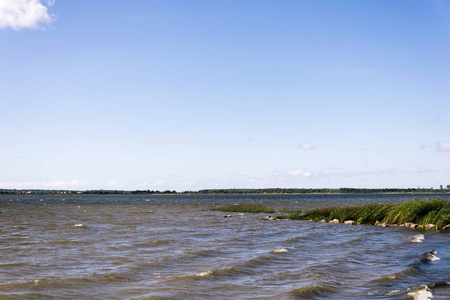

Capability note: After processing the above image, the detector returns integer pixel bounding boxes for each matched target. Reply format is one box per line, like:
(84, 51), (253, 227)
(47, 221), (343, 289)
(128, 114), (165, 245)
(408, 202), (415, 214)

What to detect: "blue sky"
(1, 0), (449, 191)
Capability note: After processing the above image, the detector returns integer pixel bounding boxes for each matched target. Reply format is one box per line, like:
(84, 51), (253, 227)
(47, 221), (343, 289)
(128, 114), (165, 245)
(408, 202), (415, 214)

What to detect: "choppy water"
(1, 194), (449, 299)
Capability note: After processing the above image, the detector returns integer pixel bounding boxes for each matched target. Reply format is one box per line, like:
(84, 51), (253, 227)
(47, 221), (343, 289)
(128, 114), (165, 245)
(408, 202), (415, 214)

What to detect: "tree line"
(1, 187), (449, 195)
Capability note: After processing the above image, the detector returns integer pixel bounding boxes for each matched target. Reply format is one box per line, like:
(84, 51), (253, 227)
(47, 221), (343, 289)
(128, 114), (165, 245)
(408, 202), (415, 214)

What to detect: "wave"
(407, 284), (433, 300)
(170, 247), (294, 283)
(132, 240), (170, 247)
(290, 285), (335, 298)
(73, 224), (87, 228)
(272, 248), (288, 253)
(47, 240), (88, 245)
(409, 234), (425, 243)
(172, 266), (236, 281)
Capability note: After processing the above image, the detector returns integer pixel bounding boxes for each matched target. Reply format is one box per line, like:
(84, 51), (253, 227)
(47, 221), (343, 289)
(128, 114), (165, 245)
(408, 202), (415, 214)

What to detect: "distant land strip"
(1, 188), (450, 195)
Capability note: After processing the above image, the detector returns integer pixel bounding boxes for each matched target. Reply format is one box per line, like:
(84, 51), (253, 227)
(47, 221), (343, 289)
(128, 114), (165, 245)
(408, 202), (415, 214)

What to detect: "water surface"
(1, 194), (449, 299)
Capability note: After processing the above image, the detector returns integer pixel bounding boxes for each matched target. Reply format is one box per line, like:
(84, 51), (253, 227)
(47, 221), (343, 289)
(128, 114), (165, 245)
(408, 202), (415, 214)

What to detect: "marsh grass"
(290, 198), (450, 229)
(212, 203), (276, 214)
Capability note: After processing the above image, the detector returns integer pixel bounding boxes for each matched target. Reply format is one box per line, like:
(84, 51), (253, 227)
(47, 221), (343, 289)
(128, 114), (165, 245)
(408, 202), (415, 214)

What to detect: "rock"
(224, 214), (232, 218)
(405, 222), (415, 228)
(417, 225), (424, 229)
(442, 224), (450, 230)
(344, 220), (356, 225)
(329, 219), (340, 224)
(375, 220), (380, 226)
(319, 219), (327, 223)
(426, 224), (435, 230)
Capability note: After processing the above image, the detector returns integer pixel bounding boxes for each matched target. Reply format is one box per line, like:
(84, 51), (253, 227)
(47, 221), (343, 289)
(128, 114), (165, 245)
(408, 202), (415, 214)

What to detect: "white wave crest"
(410, 234), (425, 243)
(73, 224), (84, 227)
(195, 271), (212, 277)
(272, 248), (288, 253)
(407, 285), (433, 300)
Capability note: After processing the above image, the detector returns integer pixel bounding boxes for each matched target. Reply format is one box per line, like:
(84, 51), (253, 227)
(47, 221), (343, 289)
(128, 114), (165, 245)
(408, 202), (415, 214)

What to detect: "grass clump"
(212, 203), (276, 214)
(383, 198), (450, 228)
(289, 198), (450, 229)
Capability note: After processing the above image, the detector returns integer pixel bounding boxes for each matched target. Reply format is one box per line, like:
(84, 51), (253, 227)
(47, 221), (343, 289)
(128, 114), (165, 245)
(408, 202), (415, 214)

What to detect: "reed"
(290, 198), (450, 229)
(212, 203), (276, 214)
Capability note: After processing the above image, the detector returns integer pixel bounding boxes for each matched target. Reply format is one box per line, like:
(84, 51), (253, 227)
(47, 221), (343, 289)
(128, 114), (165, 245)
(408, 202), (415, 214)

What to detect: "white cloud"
(286, 169), (311, 178)
(0, 0), (54, 30)
(408, 167), (434, 174)
(297, 143), (316, 150)
(154, 179), (167, 186)
(106, 180), (122, 189)
(179, 180), (195, 187)
(0, 180), (89, 190)
(437, 142), (450, 152)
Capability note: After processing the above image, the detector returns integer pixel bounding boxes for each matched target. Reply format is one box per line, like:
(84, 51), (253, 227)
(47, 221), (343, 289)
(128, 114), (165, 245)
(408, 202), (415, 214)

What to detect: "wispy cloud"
(153, 179), (167, 186)
(437, 142), (450, 152)
(0, 180), (126, 190)
(297, 143), (316, 150)
(286, 169), (311, 178)
(0, 180), (89, 190)
(408, 167), (435, 174)
(0, 0), (55, 30)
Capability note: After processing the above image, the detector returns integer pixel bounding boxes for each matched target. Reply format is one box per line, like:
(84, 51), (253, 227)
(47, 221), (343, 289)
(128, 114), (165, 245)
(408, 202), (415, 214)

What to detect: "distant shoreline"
(1, 188), (449, 195)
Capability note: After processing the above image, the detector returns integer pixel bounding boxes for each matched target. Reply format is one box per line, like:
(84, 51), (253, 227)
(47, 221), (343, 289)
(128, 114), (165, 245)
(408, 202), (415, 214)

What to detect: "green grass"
(212, 203), (276, 214)
(289, 198), (450, 229)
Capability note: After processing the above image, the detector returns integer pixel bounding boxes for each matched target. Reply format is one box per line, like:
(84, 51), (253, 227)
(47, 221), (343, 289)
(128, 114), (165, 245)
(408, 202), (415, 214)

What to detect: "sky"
(1, 0), (449, 191)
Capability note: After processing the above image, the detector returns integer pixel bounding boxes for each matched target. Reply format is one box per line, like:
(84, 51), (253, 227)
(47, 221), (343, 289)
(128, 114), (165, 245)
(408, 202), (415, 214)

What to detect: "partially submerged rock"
(426, 224), (435, 230)
(344, 220), (356, 225)
(375, 221), (388, 227)
(329, 219), (340, 224)
(405, 222), (416, 228)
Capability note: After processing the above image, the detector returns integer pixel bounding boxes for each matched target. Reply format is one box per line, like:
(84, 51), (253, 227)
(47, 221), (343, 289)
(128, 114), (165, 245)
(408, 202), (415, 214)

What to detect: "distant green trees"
(196, 188), (449, 195)
(1, 187), (449, 195)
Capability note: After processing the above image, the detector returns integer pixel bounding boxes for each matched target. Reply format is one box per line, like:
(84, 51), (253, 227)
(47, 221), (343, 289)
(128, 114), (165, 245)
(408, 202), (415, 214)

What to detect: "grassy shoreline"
(212, 198), (450, 230)
(289, 197), (450, 229)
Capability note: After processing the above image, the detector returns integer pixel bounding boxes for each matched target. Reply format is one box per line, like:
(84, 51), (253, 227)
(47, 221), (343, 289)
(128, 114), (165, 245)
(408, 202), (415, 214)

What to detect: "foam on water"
(407, 285), (433, 300)
(410, 234), (425, 243)
(195, 271), (213, 277)
(272, 248), (288, 253)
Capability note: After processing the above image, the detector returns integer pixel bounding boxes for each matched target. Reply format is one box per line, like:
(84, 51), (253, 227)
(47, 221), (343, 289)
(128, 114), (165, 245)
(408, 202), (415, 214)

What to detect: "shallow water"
(1, 194), (449, 299)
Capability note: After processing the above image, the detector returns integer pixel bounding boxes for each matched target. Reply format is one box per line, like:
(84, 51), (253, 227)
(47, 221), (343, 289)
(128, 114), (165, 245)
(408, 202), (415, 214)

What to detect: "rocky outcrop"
(305, 219), (449, 230)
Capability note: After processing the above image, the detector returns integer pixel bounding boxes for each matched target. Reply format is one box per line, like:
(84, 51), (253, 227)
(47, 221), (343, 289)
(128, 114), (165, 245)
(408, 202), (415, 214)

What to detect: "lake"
(1, 194), (449, 299)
